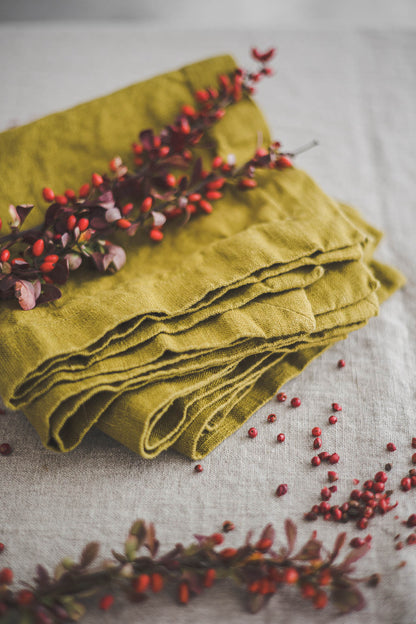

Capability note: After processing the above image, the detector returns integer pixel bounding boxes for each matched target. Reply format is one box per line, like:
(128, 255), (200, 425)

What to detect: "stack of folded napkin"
(0, 55), (405, 459)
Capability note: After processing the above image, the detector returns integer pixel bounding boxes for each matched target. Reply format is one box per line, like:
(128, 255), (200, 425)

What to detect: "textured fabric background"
(0, 25), (415, 623)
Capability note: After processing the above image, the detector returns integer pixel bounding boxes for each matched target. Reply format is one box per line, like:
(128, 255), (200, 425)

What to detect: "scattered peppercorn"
(276, 392), (287, 402)
(0, 443), (12, 456)
(386, 442), (396, 452)
(328, 415), (337, 425)
(276, 484), (288, 497)
(337, 359), (346, 368)
(222, 521), (235, 533)
(277, 433), (285, 443)
(311, 456), (321, 467)
(248, 427), (258, 438)
(267, 413), (277, 423)
(332, 403), (342, 412)
(194, 464), (203, 473)
(291, 397), (301, 408)
(311, 427), (321, 437)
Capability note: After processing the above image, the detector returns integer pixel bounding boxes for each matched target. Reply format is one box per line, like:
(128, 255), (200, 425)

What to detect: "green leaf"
(125, 535), (139, 561)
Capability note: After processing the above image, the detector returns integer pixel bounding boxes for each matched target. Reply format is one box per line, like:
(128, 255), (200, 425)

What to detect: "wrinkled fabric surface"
(0, 54), (404, 459)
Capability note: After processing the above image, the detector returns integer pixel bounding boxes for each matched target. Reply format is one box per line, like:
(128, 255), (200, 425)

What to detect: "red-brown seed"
(276, 484), (288, 497)
(283, 568), (298, 584)
(407, 514), (416, 528)
(319, 501), (331, 514)
(194, 464), (203, 473)
(328, 471), (338, 482)
(329, 485), (337, 493)
(0, 568), (13, 584)
(321, 487), (331, 501)
(332, 508), (342, 521)
(350, 537), (365, 548)
(0, 443), (12, 456)
(311, 456), (321, 467)
(386, 442), (396, 452)
(267, 414), (277, 423)
(357, 518), (368, 530)
(55, 195), (68, 206)
(99, 594), (114, 610)
(277, 433), (285, 443)
(222, 521), (235, 533)
(67, 214), (77, 231)
(373, 482), (385, 493)
(332, 403), (342, 412)
(165, 173), (176, 187)
(401, 477), (412, 492)
(407, 534), (416, 545)
(211, 533), (224, 545)
(32, 239), (45, 257)
(374, 471), (388, 483)
(319, 452), (330, 461)
(276, 392), (287, 402)
(350, 489), (362, 501)
(291, 397), (301, 408)
(329, 453), (339, 464)
(248, 427), (258, 438)
(312, 427), (321, 437)
(412, 453), (416, 464)
(337, 359), (345, 368)
(313, 437), (322, 450)
(328, 415), (337, 425)
(412, 438), (416, 449)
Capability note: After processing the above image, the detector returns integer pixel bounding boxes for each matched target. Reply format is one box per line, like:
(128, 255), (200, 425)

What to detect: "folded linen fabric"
(0, 55), (405, 458)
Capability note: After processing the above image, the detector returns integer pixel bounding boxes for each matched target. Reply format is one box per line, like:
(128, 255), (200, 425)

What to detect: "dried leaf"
(331, 584), (366, 614)
(125, 535), (139, 561)
(248, 591), (266, 614)
(190, 157), (203, 186)
(284, 519), (296, 554)
(145, 522), (159, 558)
(329, 532), (347, 563)
(111, 549), (127, 564)
(139, 129), (154, 151)
(16, 204), (34, 225)
(14, 279), (39, 310)
(49, 258), (69, 285)
(34, 564), (50, 587)
(37, 284), (62, 305)
(339, 543), (371, 572)
(103, 243), (126, 273)
(8, 204), (20, 226)
(293, 536), (322, 561)
(80, 541), (100, 568)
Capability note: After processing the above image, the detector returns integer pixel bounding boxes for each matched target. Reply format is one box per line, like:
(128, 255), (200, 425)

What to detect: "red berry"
(329, 453), (339, 464)
(159, 146), (170, 157)
(178, 580), (189, 604)
(350, 537), (365, 548)
(357, 518), (368, 530)
(248, 427), (258, 439)
(255, 538), (272, 552)
(291, 397), (301, 408)
(328, 415), (337, 425)
(386, 442), (396, 452)
(0, 568), (13, 584)
(133, 574), (150, 593)
(182, 104), (196, 116)
(40, 262), (55, 274)
(337, 359), (345, 368)
(407, 534), (416, 545)
(79, 183), (90, 198)
(321, 487), (331, 501)
(332, 403), (342, 412)
(31, 239), (45, 257)
(121, 203), (133, 216)
(188, 193), (201, 202)
(44, 254), (58, 263)
(350, 489), (362, 501)
(67, 214), (77, 231)
(328, 471), (338, 482)
(222, 521), (235, 533)
(283, 567), (298, 584)
(141, 196), (153, 213)
(153, 137), (161, 148)
(42, 187), (55, 202)
(332, 508), (342, 521)
(199, 200), (213, 214)
(55, 194), (68, 206)
(319, 501), (331, 514)
(311, 456), (321, 467)
(211, 532), (224, 545)
(0, 543), (4, 552)
(0, 249), (10, 262)
(203, 568), (216, 588)
(99, 594), (114, 610)
(276, 484), (288, 497)
(194, 464), (203, 473)
(372, 482), (384, 493)
(117, 218), (132, 230)
(311, 427), (321, 437)
(149, 228), (164, 241)
(212, 156), (223, 168)
(318, 452), (330, 461)
(0, 443), (12, 456)
(401, 477), (412, 492)
(313, 437), (322, 450)
(109, 157), (122, 171)
(276, 392), (287, 402)
(277, 433), (285, 443)
(276, 156), (293, 169)
(267, 414), (277, 423)
(92, 172), (103, 187)
(239, 178), (257, 189)
(165, 173), (176, 187)
(78, 218), (89, 232)
(151, 572), (164, 593)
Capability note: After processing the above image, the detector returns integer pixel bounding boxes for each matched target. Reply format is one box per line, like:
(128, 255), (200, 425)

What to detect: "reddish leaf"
(37, 284), (62, 305)
(331, 583), (366, 614)
(190, 157), (203, 186)
(80, 542), (100, 568)
(16, 204), (34, 225)
(293, 536), (322, 561)
(284, 519), (297, 554)
(329, 532), (347, 563)
(139, 129), (154, 151)
(339, 543), (371, 572)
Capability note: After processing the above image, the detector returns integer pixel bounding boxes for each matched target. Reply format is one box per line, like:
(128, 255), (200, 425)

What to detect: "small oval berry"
(78, 218), (89, 232)
(276, 392), (287, 402)
(277, 433), (285, 443)
(42, 187), (55, 202)
(267, 414), (277, 423)
(0, 249), (10, 262)
(386, 442), (396, 452)
(203, 568), (216, 588)
(150, 228), (164, 241)
(178, 581), (189, 604)
(311, 456), (321, 467)
(117, 218), (132, 230)
(313, 437), (322, 450)
(311, 427), (321, 437)
(338, 359), (346, 368)
(291, 397), (301, 408)
(276, 156), (293, 169)
(407, 514), (416, 528)
(0, 568), (13, 584)
(32, 239), (45, 257)
(248, 427), (258, 439)
(92, 173), (103, 187)
(151, 572), (164, 593)
(0, 443), (12, 456)
(141, 196), (153, 213)
(318, 451), (330, 461)
(133, 574), (150, 593)
(329, 415), (337, 425)
(122, 203), (134, 216)
(332, 403), (342, 412)
(40, 261), (55, 274)
(165, 173), (176, 187)
(276, 483), (288, 497)
(283, 567), (298, 584)
(67, 214), (77, 231)
(329, 453), (339, 464)
(79, 183), (90, 198)
(199, 200), (213, 214)
(99, 594), (114, 611)
(328, 471), (338, 482)
(401, 477), (412, 492)
(194, 464), (203, 473)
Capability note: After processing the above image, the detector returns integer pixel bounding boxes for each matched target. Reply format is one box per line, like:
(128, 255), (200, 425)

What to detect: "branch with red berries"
(0, 518), (380, 622)
(0, 48), (317, 310)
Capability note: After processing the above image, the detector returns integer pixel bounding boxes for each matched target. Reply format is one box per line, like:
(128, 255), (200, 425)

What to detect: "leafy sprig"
(0, 48), (316, 310)
(0, 518), (378, 622)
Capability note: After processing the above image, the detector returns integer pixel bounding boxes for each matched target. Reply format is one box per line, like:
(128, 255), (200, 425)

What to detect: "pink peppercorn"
(313, 438), (322, 450)
(318, 451), (330, 461)
(357, 518), (368, 530)
(407, 514), (416, 528)
(328, 471), (338, 482)
(374, 471), (388, 483)
(276, 392), (287, 402)
(248, 427), (258, 438)
(350, 537), (365, 548)
(386, 442), (396, 452)
(277, 433), (285, 443)
(319, 501), (331, 514)
(328, 415), (337, 425)
(338, 359), (346, 368)
(329, 453), (339, 464)
(407, 534), (416, 545)
(194, 464), (203, 473)
(321, 487), (331, 501)
(329, 485), (337, 493)
(350, 490), (362, 501)
(276, 484), (288, 497)
(291, 397), (301, 408)
(363, 480), (373, 490)
(311, 427), (321, 437)
(373, 482), (385, 493)
(311, 456), (321, 467)
(412, 438), (416, 449)
(332, 403), (342, 412)
(401, 477), (412, 492)
(267, 414), (277, 423)
(332, 508), (342, 521)
(0, 443), (12, 456)
(412, 453), (416, 464)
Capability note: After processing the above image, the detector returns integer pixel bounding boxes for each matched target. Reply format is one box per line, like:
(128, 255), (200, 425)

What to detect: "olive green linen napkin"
(0, 55), (405, 458)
